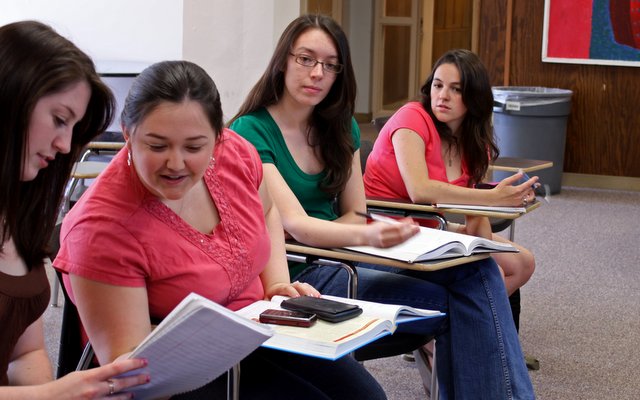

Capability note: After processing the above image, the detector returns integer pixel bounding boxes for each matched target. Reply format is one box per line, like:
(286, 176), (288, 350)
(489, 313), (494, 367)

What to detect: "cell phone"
(515, 171), (535, 187)
(475, 182), (498, 189)
(281, 296), (363, 323)
(259, 309), (317, 327)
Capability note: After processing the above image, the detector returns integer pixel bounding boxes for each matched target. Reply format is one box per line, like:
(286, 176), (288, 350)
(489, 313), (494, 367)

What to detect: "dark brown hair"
(121, 60), (223, 139)
(229, 14), (357, 195)
(420, 49), (498, 185)
(0, 20), (114, 268)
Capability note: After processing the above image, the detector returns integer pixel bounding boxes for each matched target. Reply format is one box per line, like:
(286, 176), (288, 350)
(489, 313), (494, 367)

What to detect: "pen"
(355, 211), (402, 225)
(518, 169), (541, 190)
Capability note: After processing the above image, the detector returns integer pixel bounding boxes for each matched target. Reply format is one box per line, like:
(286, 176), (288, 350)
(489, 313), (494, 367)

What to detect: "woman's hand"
(492, 172), (538, 207)
(364, 217), (420, 248)
(38, 358), (149, 399)
(264, 281), (321, 300)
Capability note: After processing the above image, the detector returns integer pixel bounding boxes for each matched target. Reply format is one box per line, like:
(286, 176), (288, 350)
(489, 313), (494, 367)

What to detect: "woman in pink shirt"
(364, 49), (536, 296)
(55, 60), (387, 399)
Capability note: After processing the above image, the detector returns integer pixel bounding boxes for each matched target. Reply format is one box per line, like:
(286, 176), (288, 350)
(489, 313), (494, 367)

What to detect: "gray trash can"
(492, 86), (573, 194)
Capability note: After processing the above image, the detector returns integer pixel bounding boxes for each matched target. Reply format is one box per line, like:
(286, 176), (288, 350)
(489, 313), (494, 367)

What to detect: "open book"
(123, 293), (273, 399)
(435, 203), (527, 213)
(345, 226), (518, 263)
(236, 295), (444, 360)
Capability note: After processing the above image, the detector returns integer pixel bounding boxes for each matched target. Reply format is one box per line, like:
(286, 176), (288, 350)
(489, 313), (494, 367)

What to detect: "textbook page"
(435, 203), (527, 213)
(344, 226), (517, 263)
(237, 295), (444, 360)
(124, 293), (273, 399)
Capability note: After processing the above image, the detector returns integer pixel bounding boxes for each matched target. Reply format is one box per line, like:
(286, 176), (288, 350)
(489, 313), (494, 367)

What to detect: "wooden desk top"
(285, 242), (489, 272)
(87, 141), (125, 151)
(366, 197), (541, 220)
(490, 157), (553, 173)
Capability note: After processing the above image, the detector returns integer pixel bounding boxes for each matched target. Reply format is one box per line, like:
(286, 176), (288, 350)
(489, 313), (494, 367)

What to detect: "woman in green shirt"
(229, 14), (534, 399)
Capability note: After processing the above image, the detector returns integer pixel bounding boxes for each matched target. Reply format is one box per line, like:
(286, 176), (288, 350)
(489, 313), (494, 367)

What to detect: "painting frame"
(542, 0), (640, 67)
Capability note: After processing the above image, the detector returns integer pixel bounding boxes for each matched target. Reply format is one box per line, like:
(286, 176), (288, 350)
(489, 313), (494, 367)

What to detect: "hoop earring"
(127, 150), (132, 166)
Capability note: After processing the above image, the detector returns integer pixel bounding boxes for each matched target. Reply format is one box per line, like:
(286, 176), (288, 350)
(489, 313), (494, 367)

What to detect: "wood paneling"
(432, 0), (474, 62)
(478, 0), (640, 178)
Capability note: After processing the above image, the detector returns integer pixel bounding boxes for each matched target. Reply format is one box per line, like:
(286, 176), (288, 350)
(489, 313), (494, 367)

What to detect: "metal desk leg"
(51, 275), (61, 307)
(286, 254), (358, 299)
(227, 363), (240, 400)
(509, 220), (516, 241)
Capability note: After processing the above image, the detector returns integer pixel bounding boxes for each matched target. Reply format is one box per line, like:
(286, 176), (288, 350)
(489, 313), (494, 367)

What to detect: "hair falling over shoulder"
(0, 20), (114, 267)
(229, 14), (358, 195)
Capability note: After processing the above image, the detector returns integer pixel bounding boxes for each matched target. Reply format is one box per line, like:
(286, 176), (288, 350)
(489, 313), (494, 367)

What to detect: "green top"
(230, 108), (361, 277)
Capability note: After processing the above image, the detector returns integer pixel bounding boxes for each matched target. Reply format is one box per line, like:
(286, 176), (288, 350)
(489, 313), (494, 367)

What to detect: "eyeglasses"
(289, 53), (343, 74)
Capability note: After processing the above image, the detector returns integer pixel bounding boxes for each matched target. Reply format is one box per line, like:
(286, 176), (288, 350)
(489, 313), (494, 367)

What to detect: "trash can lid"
(493, 86), (572, 107)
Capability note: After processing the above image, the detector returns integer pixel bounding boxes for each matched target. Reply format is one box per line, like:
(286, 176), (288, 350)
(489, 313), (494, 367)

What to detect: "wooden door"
(371, 0), (421, 117)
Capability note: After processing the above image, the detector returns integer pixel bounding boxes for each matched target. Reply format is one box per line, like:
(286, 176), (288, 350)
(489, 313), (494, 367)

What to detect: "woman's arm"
(8, 318), (52, 386)
(69, 276), (151, 365)
(3, 316), (148, 399)
(257, 180), (320, 299)
(334, 149), (368, 225)
(263, 159), (418, 249)
(392, 128), (536, 206)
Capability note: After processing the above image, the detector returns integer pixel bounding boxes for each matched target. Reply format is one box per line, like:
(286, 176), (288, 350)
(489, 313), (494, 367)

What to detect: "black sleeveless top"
(0, 263), (50, 385)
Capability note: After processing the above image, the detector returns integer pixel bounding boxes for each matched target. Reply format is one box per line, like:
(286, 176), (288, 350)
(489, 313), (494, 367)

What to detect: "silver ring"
(107, 379), (116, 395)
(523, 197), (528, 206)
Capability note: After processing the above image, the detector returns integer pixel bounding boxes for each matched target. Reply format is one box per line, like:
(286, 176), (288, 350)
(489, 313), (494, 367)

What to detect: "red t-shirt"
(55, 129), (269, 319)
(363, 102), (471, 200)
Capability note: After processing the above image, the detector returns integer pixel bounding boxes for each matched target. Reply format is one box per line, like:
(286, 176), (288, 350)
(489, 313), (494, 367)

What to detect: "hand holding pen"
(355, 211), (419, 248)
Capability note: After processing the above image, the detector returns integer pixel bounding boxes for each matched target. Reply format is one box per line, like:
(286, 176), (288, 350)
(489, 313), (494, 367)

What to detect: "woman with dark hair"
(55, 60), (387, 399)
(364, 49), (536, 295)
(230, 15), (534, 399)
(0, 20), (148, 398)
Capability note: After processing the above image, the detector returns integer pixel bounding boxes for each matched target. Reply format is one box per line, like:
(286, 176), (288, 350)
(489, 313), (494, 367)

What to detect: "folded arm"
(392, 128), (536, 206)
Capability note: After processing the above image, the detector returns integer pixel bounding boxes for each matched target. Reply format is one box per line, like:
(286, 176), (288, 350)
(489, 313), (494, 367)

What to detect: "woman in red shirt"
(364, 49), (536, 296)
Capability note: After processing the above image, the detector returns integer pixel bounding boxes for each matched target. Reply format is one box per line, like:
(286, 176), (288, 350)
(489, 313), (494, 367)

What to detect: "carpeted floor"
(43, 186), (640, 399)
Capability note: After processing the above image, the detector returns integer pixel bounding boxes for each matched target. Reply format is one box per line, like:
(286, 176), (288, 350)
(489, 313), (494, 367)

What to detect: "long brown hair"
(420, 49), (498, 185)
(229, 14), (357, 195)
(0, 21), (114, 268)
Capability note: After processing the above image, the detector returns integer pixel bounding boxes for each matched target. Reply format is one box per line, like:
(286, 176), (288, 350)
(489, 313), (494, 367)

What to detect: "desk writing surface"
(490, 157), (553, 173)
(285, 242), (489, 272)
(71, 161), (110, 179)
(366, 197), (541, 220)
(87, 141), (125, 151)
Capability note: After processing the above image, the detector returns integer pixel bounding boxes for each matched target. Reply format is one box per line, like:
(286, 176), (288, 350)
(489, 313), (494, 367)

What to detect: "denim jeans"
(294, 257), (535, 400)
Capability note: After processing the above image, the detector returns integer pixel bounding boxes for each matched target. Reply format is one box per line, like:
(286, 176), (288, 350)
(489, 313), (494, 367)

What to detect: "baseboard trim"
(354, 112), (372, 124)
(562, 173), (640, 192)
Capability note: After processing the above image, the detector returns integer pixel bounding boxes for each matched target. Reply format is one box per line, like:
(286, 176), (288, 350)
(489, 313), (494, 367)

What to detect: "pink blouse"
(364, 102), (471, 200)
(55, 129), (269, 318)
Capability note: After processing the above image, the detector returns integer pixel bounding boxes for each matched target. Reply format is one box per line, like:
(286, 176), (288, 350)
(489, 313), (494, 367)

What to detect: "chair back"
(55, 270), (91, 378)
(49, 223), (95, 377)
(372, 116), (391, 133)
(360, 139), (374, 171)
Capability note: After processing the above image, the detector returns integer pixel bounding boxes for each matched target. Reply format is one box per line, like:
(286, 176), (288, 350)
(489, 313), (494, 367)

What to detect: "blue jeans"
(293, 257), (534, 400)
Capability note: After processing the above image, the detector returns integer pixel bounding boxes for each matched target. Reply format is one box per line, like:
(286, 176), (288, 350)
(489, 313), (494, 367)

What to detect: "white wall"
(348, 0), (373, 115)
(1, 0), (301, 120)
(0, 0), (183, 64)
(183, 0), (299, 120)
